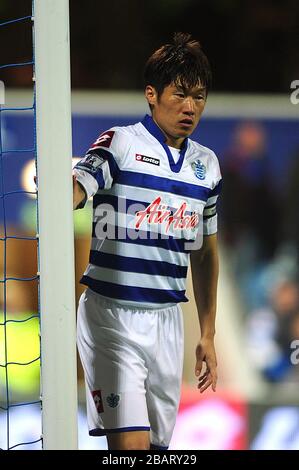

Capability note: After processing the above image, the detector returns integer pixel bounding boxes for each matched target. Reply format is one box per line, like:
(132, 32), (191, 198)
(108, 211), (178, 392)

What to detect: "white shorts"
(77, 288), (184, 448)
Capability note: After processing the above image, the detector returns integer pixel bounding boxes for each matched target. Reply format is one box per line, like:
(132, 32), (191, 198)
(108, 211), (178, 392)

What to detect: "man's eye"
(175, 93), (185, 98)
(195, 95), (205, 100)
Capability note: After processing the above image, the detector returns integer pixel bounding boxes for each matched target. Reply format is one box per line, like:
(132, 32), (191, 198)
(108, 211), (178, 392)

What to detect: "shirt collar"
(141, 114), (188, 153)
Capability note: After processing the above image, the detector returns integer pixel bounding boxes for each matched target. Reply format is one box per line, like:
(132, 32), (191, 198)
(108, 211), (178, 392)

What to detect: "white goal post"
(34, 0), (78, 450)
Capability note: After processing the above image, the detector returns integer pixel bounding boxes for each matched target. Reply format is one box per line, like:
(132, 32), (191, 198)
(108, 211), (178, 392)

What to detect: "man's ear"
(145, 85), (157, 107)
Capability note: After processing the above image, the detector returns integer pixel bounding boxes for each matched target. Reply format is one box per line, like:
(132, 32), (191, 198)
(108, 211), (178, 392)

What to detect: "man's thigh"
(77, 289), (151, 435)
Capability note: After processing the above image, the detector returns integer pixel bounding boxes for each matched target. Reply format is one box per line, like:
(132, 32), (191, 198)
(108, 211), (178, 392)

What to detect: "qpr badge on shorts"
(106, 393), (121, 408)
(191, 160), (206, 180)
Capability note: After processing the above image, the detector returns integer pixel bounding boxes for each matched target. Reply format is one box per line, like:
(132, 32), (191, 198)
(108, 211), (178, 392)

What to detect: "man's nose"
(183, 97), (195, 115)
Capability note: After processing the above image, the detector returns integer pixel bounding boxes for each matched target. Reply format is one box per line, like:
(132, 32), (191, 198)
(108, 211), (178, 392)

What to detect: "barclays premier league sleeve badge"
(78, 153), (105, 174)
(191, 160), (206, 180)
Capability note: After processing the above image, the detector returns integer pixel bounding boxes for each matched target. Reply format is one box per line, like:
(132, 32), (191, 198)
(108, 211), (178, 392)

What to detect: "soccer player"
(73, 32), (222, 450)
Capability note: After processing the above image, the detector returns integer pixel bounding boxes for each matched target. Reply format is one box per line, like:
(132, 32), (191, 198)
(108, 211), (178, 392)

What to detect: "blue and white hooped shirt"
(73, 114), (222, 308)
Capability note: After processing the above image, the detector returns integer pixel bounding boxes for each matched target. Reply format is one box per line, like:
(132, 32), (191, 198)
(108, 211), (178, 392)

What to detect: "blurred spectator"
(221, 121), (279, 259)
(220, 121), (281, 308)
(246, 279), (299, 383)
(283, 147), (299, 261)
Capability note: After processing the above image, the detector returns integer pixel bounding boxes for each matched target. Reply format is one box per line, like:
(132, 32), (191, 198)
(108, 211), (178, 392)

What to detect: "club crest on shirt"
(191, 160), (206, 180)
(106, 393), (121, 408)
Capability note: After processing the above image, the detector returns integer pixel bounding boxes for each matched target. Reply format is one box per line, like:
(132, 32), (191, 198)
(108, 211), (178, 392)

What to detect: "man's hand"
(195, 338), (217, 393)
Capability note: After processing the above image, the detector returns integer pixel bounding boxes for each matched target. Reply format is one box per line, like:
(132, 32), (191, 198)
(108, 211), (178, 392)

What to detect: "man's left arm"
(190, 233), (219, 393)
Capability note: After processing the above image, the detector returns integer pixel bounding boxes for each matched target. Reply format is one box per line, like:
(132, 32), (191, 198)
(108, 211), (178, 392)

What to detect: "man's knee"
(107, 430), (150, 450)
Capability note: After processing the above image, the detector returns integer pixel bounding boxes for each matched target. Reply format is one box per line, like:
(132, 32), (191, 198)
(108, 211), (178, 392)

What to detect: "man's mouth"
(179, 118), (193, 127)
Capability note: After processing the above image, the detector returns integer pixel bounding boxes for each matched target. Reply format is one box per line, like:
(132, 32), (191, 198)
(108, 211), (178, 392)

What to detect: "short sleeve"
(203, 152), (222, 236)
(73, 128), (125, 203)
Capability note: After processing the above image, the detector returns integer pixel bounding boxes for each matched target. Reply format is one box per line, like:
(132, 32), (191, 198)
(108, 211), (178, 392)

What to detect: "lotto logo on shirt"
(135, 154), (160, 166)
(91, 130), (115, 149)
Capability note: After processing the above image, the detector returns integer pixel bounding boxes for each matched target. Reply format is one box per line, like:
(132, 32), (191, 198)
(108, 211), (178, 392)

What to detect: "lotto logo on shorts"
(92, 390), (104, 413)
(136, 154), (160, 166)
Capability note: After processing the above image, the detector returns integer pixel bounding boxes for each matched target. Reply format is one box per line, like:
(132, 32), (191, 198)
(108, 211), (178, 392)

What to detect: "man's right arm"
(73, 175), (87, 210)
(72, 127), (125, 210)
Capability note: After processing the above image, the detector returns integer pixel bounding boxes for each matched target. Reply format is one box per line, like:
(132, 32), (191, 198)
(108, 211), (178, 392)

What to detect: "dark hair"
(144, 32), (212, 97)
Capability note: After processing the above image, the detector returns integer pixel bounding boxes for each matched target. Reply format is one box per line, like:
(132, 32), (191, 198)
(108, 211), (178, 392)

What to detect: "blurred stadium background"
(1, 0), (299, 450)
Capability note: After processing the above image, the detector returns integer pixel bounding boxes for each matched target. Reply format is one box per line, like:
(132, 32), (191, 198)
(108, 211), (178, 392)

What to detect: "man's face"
(145, 82), (207, 148)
